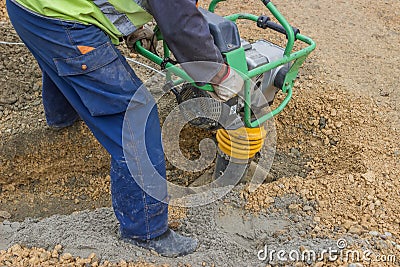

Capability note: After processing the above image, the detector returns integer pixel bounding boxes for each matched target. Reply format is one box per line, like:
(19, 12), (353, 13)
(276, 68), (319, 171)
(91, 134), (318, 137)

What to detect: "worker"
(6, 0), (243, 257)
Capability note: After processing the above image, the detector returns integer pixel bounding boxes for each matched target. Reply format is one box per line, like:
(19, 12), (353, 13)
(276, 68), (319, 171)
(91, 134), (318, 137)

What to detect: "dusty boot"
(47, 117), (81, 131)
(123, 229), (198, 257)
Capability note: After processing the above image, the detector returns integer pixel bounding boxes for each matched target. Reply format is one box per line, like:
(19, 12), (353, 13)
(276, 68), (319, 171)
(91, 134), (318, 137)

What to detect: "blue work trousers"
(7, 0), (168, 240)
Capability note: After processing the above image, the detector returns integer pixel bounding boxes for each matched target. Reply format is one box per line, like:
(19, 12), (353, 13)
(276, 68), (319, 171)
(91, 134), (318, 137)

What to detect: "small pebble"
(298, 231), (306, 237)
(384, 231), (392, 237)
(319, 117), (327, 129)
(0, 210), (11, 219)
(290, 147), (301, 158)
(361, 171), (375, 183)
(369, 231), (379, 236)
(303, 205), (313, 212)
(61, 253), (73, 261)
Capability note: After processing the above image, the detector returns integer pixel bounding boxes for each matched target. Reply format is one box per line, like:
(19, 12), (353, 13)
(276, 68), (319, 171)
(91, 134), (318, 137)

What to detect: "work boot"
(123, 229), (198, 257)
(47, 117), (81, 131)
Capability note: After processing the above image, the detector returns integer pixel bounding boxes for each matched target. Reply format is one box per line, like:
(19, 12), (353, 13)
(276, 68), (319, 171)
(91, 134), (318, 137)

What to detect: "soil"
(1, 0), (400, 266)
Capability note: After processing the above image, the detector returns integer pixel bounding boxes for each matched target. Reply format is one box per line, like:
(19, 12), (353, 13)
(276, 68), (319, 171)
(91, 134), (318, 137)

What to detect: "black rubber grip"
(266, 21), (300, 38)
(257, 15), (300, 39)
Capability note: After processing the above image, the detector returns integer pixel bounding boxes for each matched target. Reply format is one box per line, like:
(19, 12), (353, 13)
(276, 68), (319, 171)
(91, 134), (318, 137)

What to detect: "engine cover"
(243, 39), (290, 108)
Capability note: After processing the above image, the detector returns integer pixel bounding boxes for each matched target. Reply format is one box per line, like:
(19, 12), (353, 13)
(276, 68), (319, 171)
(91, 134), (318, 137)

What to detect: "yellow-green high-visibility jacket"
(13, 0), (153, 44)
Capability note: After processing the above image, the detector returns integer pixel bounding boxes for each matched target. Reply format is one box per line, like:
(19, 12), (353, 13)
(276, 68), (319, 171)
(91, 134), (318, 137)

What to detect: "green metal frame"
(135, 0), (316, 128)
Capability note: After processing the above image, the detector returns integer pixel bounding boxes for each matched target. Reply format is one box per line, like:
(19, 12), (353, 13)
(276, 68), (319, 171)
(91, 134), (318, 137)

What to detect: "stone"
(264, 196), (275, 204)
(324, 137), (330, 145)
(369, 231), (379, 236)
(348, 225), (363, 235)
(329, 138), (338, 146)
(324, 129), (333, 136)
(342, 220), (353, 230)
(361, 171), (375, 183)
(303, 205), (313, 212)
(319, 117), (327, 129)
(0, 211), (11, 219)
(60, 253), (73, 261)
(335, 122), (343, 128)
(384, 231), (392, 237)
(290, 147), (301, 158)
(298, 231), (306, 237)
(288, 204), (300, 212)
(51, 250), (59, 258)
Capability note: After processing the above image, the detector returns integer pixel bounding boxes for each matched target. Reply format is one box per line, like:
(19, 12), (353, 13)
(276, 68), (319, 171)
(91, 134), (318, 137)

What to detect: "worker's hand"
(208, 64), (244, 102)
(124, 25), (157, 53)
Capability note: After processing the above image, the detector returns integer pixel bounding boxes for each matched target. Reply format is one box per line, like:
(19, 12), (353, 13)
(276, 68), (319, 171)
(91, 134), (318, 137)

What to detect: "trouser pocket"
(53, 42), (149, 116)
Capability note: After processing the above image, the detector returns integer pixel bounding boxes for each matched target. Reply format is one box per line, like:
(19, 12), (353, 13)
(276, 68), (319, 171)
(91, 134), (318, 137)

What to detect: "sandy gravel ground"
(0, 0), (399, 266)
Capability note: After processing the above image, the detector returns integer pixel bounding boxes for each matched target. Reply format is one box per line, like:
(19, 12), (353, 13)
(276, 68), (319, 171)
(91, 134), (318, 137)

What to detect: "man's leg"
(41, 70), (80, 129)
(6, 0), (197, 257)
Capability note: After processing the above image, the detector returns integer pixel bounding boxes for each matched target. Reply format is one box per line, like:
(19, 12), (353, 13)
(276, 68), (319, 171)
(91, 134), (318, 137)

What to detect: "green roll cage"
(134, 0), (316, 128)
